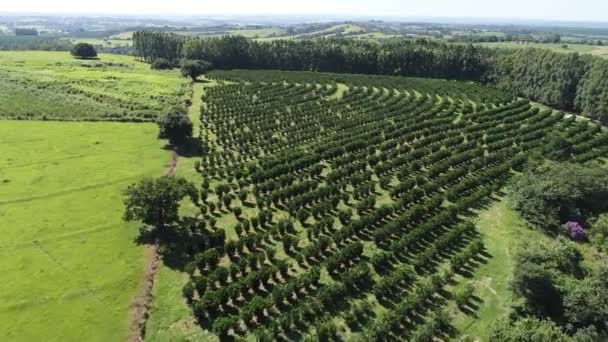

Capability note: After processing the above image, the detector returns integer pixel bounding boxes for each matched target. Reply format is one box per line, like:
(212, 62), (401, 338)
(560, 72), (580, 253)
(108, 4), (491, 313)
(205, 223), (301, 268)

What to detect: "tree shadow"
(176, 138), (203, 158)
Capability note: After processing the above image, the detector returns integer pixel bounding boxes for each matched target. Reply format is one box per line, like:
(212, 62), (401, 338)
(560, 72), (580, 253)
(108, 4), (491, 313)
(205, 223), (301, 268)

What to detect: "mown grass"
(0, 51), (189, 121)
(0, 120), (169, 342)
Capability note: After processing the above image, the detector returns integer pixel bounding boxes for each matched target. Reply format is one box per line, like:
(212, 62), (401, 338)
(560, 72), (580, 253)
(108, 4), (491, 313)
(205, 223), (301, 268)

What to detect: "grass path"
(188, 82), (205, 138)
(451, 198), (550, 340)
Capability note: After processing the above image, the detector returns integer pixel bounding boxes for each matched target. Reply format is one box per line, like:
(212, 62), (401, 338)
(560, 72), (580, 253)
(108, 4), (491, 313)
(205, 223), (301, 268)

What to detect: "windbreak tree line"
(133, 31), (608, 123)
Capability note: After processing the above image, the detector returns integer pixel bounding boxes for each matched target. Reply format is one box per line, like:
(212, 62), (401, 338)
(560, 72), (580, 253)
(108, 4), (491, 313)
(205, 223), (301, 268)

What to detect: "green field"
(0, 51), (188, 121)
(70, 37), (133, 47)
(477, 41), (608, 58)
(0, 120), (169, 341)
(228, 28), (287, 38)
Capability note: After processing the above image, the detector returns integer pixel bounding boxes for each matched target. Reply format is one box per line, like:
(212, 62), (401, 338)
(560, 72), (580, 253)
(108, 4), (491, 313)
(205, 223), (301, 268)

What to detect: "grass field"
(0, 120), (169, 342)
(477, 41), (608, 58)
(0, 51), (188, 121)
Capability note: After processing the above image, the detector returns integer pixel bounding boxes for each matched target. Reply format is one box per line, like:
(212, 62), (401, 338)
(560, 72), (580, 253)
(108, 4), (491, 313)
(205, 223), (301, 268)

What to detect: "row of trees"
(134, 31), (608, 123)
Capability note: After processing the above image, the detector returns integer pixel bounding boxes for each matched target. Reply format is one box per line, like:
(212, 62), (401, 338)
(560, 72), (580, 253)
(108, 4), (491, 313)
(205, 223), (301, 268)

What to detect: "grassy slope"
(0, 51), (186, 120)
(0, 121), (169, 342)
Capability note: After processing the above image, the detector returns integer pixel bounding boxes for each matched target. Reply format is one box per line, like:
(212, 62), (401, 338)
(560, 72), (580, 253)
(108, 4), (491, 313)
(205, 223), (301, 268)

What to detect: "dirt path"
(128, 131), (181, 341)
(128, 79), (211, 341)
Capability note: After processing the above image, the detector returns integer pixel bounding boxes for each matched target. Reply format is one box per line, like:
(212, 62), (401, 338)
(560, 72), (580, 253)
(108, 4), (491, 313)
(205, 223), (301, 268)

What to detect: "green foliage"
(123, 176), (197, 229)
(543, 134), (573, 161)
(590, 214), (608, 251)
(490, 317), (572, 342)
(563, 264), (608, 331)
(492, 49), (590, 111)
(151, 58), (172, 70)
(509, 161), (608, 228)
(71, 42), (98, 59)
(511, 259), (564, 317)
(0, 51), (188, 121)
(157, 108), (193, 146)
(134, 31), (608, 121)
(576, 58), (608, 124)
(180, 59), (212, 81)
(455, 283), (475, 308)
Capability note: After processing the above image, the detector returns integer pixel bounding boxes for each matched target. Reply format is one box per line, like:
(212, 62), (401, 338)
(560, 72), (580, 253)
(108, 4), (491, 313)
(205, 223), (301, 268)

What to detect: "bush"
(151, 58), (172, 70)
(157, 108), (192, 146)
(180, 59), (213, 81)
(71, 43), (97, 59)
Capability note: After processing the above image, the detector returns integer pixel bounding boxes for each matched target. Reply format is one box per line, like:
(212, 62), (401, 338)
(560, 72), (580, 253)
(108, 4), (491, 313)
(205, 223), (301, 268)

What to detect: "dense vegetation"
(0, 51), (188, 121)
(123, 70), (608, 341)
(510, 161), (608, 229)
(133, 32), (608, 123)
(490, 237), (608, 340)
(70, 42), (98, 59)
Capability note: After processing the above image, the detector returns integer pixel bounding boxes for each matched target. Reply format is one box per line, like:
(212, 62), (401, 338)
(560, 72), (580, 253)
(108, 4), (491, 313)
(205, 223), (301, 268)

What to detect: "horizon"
(2, 0), (608, 23)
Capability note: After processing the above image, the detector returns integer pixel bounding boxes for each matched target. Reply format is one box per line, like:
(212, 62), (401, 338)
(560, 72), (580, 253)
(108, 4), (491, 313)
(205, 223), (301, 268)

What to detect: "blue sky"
(3, 0), (608, 22)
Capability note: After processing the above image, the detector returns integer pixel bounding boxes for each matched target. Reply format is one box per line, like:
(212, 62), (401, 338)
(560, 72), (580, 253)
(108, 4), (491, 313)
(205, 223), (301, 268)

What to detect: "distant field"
(228, 27), (286, 38)
(0, 120), (169, 341)
(109, 31), (135, 40)
(0, 51), (188, 121)
(70, 37), (133, 47)
(259, 24), (365, 41)
(477, 41), (608, 58)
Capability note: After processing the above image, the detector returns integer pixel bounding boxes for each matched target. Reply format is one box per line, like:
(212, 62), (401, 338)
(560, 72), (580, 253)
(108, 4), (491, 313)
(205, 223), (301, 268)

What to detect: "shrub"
(71, 43), (97, 59)
(151, 58), (172, 70)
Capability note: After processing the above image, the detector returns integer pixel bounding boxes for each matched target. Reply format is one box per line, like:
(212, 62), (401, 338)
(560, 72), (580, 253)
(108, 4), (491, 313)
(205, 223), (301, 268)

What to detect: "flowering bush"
(564, 221), (586, 241)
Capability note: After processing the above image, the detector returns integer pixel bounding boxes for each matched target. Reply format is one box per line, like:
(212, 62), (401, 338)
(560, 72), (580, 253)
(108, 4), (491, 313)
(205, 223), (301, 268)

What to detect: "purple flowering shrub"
(564, 221), (587, 241)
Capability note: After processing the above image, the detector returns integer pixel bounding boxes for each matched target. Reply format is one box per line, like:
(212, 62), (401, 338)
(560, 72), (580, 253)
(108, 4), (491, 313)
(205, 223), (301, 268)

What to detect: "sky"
(2, 0), (608, 22)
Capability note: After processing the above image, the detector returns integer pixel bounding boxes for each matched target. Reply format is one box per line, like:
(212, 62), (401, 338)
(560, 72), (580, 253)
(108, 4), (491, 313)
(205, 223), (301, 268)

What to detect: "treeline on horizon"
(133, 31), (608, 124)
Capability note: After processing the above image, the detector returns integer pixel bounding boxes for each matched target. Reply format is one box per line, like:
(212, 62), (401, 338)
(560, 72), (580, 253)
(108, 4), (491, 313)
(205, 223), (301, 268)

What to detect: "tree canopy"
(71, 43), (97, 59)
(151, 58), (172, 70)
(490, 317), (573, 342)
(157, 108), (193, 146)
(123, 176), (197, 230)
(180, 59), (213, 81)
(509, 161), (608, 228)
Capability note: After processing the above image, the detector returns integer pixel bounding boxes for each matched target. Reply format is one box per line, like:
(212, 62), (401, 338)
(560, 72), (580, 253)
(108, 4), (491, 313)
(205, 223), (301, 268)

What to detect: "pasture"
(0, 51), (188, 121)
(0, 120), (168, 341)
